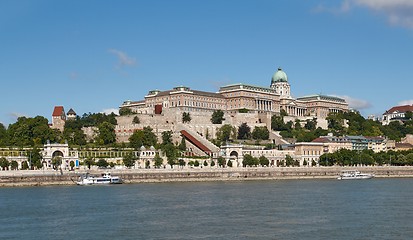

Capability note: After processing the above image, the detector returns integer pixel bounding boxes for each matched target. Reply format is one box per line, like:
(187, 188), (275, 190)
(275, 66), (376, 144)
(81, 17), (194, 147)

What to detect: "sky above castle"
(1, 0), (413, 126)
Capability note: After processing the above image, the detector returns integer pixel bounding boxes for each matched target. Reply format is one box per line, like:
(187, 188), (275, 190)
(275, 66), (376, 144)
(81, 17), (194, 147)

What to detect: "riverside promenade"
(1, 166), (413, 187)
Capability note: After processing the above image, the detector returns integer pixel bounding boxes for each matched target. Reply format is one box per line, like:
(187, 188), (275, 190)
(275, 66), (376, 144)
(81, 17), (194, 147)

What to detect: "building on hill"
(312, 135), (394, 153)
(116, 68), (349, 155)
(51, 106), (66, 132)
(67, 108), (77, 120)
(50, 106), (77, 132)
(119, 67), (349, 119)
(382, 104), (413, 125)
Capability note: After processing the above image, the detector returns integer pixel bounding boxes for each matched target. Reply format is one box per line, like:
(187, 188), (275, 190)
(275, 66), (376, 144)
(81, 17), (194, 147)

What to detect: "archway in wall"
(229, 151), (238, 158)
(52, 150), (64, 158)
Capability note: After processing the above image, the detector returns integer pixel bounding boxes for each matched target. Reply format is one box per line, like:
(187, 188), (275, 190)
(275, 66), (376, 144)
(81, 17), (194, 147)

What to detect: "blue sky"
(1, 0), (413, 126)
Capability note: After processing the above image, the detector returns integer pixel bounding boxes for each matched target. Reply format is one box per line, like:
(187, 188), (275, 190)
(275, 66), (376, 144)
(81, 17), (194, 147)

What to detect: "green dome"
(271, 67), (288, 83)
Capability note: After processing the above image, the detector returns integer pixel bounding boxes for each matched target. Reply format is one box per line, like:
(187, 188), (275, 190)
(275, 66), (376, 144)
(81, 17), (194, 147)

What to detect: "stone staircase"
(269, 131), (290, 145)
(176, 123), (220, 155)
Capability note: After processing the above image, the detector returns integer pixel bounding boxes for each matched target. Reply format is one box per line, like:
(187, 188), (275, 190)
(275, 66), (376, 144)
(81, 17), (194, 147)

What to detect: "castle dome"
(271, 67), (288, 83)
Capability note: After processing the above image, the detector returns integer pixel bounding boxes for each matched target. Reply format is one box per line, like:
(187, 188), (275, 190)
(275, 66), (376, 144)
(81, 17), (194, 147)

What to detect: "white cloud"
(313, 0), (351, 14)
(398, 99), (413, 106)
(314, 0), (413, 29)
(108, 49), (137, 68)
(354, 0), (413, 28)
(101, 108), (119, 115)
(9, 112), (26, 118)
(336, 95), (372, 110)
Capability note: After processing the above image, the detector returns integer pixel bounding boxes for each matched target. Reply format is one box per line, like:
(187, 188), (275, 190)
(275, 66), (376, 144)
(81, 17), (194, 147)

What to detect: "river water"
(0, 179), (412, 240)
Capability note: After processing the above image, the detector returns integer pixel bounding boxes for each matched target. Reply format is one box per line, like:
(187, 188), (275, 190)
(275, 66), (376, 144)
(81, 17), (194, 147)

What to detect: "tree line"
(271, 110), (413, 142)
(319, 149), (413, 166)
(0, 113), (117, 148)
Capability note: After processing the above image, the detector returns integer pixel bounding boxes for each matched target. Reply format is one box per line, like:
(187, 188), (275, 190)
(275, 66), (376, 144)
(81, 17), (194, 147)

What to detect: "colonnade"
(284, 106), (307, 117)
(256, 99), (273, 111)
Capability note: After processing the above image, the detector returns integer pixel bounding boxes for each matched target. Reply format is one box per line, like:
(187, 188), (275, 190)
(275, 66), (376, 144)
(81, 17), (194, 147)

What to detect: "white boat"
(337, 170), (374, 180)
(76, 172), (122, 185)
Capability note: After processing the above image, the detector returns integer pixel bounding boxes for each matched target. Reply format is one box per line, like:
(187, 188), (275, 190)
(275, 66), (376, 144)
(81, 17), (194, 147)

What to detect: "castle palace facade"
(120, 68), (348, 118)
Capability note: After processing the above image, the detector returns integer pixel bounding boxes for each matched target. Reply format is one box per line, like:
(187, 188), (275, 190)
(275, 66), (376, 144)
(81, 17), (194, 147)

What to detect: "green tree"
(216, 124), (236, 143)
(285, 155), (294, 167)
(178, 159), (186, 167)
(153, 153), (163, 168)
(7, 116), (61, 146)
(96, 122), (116, 145)
(0, 123), (7, 146)
(304, 118), (317, 131)
(211, 110), (225, 124)
(84, 157), (95, 169)
(178, 136), (186, 151)
(28, 147), (43, 169)
(129, 126), (158, 149)
(182, 112), (191, 123)
(210, 160), (215, 167)
(259, 156), (269, 167)
(217, 156), (226, 167)
(119, 107), (134, 116)
(123, 152), (136, 168)
(203, 160), (208, 167)
(69, 161), (75, 170)
(63, 118), (87, 146)
(252, 126), (269, 140)
(326, 112), (345, 136)
(21, 161), (29, 170)
(132, 116), (140, 124)
(51, 156), (62, 170)
(227, 160), (233, 167)
(161, 131), (174, 146)
(10, 160), (18, 170)
(96, 159), (109, 168)
(237, 123), (251, 140)
(242, 154), (259, 167)
(0, 157), (9, 170)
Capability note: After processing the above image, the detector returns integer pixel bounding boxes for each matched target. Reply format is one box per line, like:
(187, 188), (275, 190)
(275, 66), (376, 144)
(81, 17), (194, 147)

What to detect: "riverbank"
(1, 166), (413, 187)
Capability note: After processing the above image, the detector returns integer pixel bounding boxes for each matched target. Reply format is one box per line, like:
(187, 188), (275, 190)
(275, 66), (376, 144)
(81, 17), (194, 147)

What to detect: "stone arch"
(52, 150), (64, 158)
(229, 151), (238, 158)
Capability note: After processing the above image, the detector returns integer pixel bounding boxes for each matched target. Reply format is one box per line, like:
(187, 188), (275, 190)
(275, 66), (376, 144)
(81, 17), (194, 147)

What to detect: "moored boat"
(337, 170), (374, 180)
(76, 172), (122, 185)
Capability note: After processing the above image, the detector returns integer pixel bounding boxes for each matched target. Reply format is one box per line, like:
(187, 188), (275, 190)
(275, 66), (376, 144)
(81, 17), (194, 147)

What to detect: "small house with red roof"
(382, 104), (413, 125)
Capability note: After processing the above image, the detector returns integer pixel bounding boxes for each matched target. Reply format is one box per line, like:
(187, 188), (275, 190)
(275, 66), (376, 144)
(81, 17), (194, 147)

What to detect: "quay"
(1, 166), (413, 187)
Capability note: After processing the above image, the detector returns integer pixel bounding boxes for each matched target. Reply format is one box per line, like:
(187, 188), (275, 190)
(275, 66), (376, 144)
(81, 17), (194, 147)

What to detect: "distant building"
(382, 105), (413, 125)
(51, 106), (66, 132)
(312, 135), (393, 153)
(50, 106), (77, 132)
(67, 108), (77, 120)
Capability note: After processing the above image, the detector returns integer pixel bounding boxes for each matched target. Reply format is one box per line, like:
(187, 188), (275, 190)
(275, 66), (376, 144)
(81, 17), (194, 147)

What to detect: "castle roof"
(52, 106), (65, 117)
(67, 108), (76, 115)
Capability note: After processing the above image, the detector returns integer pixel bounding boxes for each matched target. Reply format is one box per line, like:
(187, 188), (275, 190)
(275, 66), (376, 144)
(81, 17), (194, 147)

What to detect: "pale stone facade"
(51, 106), (66, 132)
(220, 144), (296, 167)
(120, 68), (349, 119)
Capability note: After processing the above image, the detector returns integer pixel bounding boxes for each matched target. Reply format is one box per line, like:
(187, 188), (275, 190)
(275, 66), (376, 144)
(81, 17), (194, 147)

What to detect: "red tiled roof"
(385, 105), (413, 114)
(52, 106), (65, 116)
(180, 130), (211, 154)
(312, 137), (329, 143)
(395, 143), (413, 149)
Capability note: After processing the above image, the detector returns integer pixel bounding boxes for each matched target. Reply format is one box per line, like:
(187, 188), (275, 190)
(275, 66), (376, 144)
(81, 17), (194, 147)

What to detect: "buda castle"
(120, 67), (348, 119)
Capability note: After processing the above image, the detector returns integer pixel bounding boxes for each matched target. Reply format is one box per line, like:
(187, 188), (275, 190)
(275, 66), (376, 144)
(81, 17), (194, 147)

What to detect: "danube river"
(1, 179), (412, 240)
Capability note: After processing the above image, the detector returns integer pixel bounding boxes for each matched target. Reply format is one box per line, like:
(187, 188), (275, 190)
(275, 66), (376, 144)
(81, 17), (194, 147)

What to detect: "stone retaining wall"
(1, 167), (413, 187)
